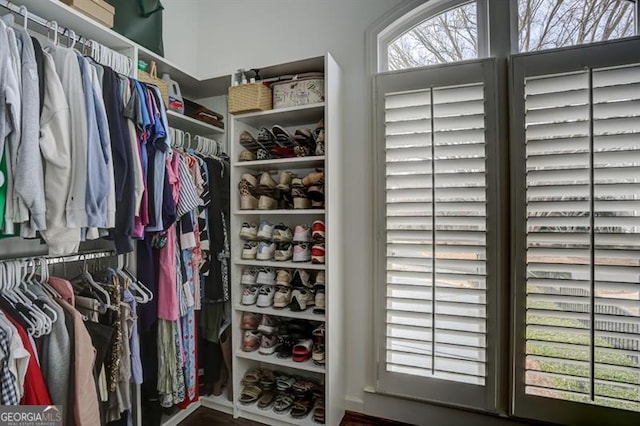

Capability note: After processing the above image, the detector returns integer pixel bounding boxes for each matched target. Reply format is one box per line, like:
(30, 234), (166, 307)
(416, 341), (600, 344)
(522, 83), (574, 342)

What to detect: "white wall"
(161, 0), (201, 75)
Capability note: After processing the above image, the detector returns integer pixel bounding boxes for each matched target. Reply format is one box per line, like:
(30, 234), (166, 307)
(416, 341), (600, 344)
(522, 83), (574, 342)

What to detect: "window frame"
(376, 0), (490, 72)
(509, 37), (640, 425)
(373, 57), (508, 413)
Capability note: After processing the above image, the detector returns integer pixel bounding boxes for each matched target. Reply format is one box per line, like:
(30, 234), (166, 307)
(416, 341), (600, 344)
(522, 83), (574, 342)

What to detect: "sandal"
(292, 379), (315, 396)
(276, 375), (296, 391)
(292, 187), (311, 209)
(292, 338), (313, 362)
(241, 368), (262, 386)
(273, 125), (300, 150)
(260, 369), (276, 389)
(240, 130), (262, 153)
(294, 128), (316, 157)
(307, 183), (325, 207)
(273, 392), (295, 413)
(302, 169), (324, 187)
(239, 385), (262, 404)
(257, 127), (280, 157)
(313, 119), (325, 156)
(312, 325), (326, 365)
(276, 335), (295, 358)
(290, 397), (313, 418)
(313, 398), (325, 424)
(257, 389), (276, 409)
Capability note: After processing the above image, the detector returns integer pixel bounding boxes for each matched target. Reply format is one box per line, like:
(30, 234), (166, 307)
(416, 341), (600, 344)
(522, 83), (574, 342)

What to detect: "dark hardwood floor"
(178, 407), (415, 426)
(177, 407), (264, 426)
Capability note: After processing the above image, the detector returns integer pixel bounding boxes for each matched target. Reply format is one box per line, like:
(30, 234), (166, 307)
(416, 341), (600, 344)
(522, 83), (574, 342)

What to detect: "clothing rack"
(0, 0), (86, 46)
(0, 250), (117, 266)
(0, 1), (132, 74)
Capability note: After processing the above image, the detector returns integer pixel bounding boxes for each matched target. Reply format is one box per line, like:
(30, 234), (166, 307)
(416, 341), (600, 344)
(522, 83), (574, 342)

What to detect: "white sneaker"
(256, 285), (275, 307)
(314, 270), (325, 286)
(256, 268), (276, 285)
(241, 242), (258, 260)
(272, 223), (293, 243)
(291, 269), (312, 288)
(274, 243), (293, 262)
(292, 243), (311, 262)
(273, 286), (292, 308)
(257, 220), (274, 240)
(276, 269), (292, 286)
(239, 222), (258, 240)
(290, 288), (314, 311)
(241, 286), (259, 305)
(293, 224), (312, 242)
(241, 268), (258, 285)
(256, 241), (276, 260)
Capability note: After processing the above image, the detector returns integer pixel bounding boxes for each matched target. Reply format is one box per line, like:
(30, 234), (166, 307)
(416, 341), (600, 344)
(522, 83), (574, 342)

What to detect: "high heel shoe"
(239, 174), (259, 210)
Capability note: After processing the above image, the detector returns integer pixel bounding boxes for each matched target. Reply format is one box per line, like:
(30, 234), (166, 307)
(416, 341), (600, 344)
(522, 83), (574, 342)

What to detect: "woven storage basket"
(138, 61), (169, 106)
(228, 83), (272, 114)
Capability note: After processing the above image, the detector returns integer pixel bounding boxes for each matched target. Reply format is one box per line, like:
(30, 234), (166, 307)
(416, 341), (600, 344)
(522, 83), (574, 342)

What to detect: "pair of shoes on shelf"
(237, 120), (325, 161)
(238, 169), (324, 210)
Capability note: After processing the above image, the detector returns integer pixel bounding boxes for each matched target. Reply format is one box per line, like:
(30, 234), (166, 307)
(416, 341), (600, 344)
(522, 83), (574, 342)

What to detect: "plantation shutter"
(523, 64), (640, 413)
(375, 59), (500, 409)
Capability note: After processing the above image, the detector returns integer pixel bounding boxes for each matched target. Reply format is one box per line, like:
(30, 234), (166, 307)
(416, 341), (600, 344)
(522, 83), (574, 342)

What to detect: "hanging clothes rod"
(0, 250), (116, 266)
(0, 0), (87, 46)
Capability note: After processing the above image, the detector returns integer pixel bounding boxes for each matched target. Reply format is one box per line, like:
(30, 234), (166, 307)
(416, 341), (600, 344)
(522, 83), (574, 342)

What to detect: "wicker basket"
(228, 83), (272, 115)
(138, 61), (169, 106)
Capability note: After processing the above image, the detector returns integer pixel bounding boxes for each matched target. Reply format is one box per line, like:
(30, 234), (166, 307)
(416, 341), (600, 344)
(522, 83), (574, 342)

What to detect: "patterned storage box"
(271, 73), (325, 109)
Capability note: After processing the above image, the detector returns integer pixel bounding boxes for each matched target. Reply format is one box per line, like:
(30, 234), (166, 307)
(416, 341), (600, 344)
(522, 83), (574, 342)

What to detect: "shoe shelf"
(234, 156), (326, 171)
(235, 304), (325, 322)
(230, 55), (343, 426)
(235, 259), (326, 270)
(166, 110), (225, 136)
(238, 403), (317, 426)
(233, 103), (325, 128)
(199, 394), (234, 414)
(235, 209), (325, 215)
(236, 349), (325, 374)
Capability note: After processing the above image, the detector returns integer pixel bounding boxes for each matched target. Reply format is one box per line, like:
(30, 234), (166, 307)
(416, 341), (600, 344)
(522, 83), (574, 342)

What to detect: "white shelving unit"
(230, 54), (344, 426)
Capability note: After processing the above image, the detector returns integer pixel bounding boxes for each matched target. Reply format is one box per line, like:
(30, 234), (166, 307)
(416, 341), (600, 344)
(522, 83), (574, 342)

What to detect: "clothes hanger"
(47, 20), (59, 45)
(116, 255), (148, 304)
(19, 5), (27, 29)
(0, 263), (36, 336)
(20, 260), (53, 336)
(76, 255), (114, 310)
(123, 254), (153, 303)
(27, 258), (58, 325)
(4, 262), (43, 337)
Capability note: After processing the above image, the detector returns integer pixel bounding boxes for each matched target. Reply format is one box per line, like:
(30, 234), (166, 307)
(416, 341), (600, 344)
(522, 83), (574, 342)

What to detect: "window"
(372, 1), (640, 424)
(511, 39), (640, 424)
(518, 0), (636, 52)
(387, 1), (478, 70)
(374, 59), (502, 410)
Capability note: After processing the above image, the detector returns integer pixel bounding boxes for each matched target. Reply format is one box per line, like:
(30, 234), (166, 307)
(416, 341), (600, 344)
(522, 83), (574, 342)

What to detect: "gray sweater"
(0, 15), (46, 233)
(27, 284), (70, 410)
(45, 43), (89, 229)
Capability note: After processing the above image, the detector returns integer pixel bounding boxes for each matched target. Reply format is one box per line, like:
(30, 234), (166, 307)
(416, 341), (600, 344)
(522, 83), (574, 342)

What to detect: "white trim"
(368, 0), (483, 73)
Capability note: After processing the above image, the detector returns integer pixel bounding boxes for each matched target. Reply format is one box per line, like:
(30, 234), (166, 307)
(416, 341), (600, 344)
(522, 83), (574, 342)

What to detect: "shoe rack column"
(228, 54), (344, 426)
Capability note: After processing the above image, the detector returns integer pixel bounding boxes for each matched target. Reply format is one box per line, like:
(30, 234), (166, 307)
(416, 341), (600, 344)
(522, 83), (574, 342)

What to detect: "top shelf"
(166, 110), (224, 135)
(233, 103), (325, 128)
(8, 0), (133, 50)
